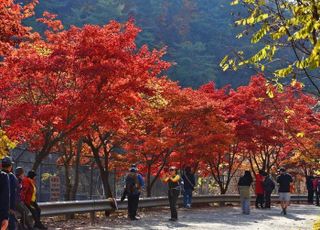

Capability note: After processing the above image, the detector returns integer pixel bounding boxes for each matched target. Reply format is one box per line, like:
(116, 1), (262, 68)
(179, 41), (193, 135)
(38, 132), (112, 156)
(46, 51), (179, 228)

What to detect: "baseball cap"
(1, 156), (14, 166)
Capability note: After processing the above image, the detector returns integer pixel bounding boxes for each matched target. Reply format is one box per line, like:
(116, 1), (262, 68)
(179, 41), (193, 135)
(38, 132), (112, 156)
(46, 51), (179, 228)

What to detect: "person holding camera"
(162, 166), (181, 221)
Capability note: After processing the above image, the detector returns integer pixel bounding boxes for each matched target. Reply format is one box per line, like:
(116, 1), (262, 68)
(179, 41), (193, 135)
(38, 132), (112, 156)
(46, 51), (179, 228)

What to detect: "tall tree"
(1, 19), (169, 170)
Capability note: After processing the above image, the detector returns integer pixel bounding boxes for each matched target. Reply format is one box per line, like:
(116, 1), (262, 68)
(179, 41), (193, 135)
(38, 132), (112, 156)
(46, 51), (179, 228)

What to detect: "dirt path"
(50, 204), (320, 230)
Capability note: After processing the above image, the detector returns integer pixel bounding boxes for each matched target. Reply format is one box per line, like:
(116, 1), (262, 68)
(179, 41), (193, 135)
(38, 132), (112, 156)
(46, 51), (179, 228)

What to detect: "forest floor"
(45, 204), (320, 230)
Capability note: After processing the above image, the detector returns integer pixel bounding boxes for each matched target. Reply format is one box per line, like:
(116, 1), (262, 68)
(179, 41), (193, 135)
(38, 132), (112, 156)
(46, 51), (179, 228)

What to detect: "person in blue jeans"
(182, 166), (195, 208)
(238, 170), (253, 215)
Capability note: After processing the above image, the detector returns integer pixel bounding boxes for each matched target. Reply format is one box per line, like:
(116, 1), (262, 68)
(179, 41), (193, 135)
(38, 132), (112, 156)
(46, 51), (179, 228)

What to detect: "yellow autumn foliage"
(0, 130), (17, 159)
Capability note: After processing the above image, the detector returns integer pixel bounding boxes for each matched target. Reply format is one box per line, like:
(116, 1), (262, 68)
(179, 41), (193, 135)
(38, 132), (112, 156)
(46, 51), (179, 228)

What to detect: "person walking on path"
(130, 164), (144, 218)
(1, 157), (18, 230)
(182, 166), (195, 208)
(238, 170), (253, 215)
(255, 170), (265, 208)
(313, 175), (320, 206)
(15, 167), (33, 230)
(0, 159), (10, 230)
(306, 172), (315, 204)
(277, 167), (293, 215)
(121, 167), (142, 220)
(22, 170), (47, 229)
(263, 173), (275, 209)
(162, 166), (181, 221)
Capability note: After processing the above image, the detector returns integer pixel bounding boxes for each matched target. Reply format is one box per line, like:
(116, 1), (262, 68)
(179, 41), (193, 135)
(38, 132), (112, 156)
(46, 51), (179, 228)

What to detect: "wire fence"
(10, 148), (308, 202)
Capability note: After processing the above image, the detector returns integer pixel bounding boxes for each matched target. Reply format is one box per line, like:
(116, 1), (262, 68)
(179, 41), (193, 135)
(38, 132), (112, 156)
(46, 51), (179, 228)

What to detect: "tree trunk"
(220, 187), (227, 195)
(64, 163), (72, 201)
(32, 150), (48, 171)
(92, 150), (113, 199)
(71, 139), (82, 200)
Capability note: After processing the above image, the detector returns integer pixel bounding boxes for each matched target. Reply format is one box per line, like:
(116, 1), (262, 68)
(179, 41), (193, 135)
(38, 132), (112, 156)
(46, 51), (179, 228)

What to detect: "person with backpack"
(263, 173), (275, 209)
(306, 172), (315, 204)
(0, 159), (10, 230)
(238, 170), (253, 215)
(277, 167), (293, 215)
(162, 166), (181, 221)
(131, 164), (145, 190)
(182, 166), (195, 208)
(121, 167), (142, 220)
(313, 175), (320, 206)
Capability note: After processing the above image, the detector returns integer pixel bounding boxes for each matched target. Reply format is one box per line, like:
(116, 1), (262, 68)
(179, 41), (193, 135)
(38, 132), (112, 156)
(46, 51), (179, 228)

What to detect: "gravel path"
(52, 204), (320, 230)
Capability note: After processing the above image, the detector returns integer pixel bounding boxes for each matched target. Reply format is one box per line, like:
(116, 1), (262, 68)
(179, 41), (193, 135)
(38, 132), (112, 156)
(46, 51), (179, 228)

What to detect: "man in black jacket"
(2, 157), (18, 230)
(122, 167), (141, 221)
(182, 166), (195, 208)
(0, 158), (10, 230)
(0, 170), (9, 230)
(306, 173), (314, 204)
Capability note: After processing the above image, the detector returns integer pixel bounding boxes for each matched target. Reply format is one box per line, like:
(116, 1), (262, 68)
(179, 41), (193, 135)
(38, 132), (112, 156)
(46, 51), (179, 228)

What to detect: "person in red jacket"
(255, 170), (265, 208)
(22, 171), (47, 230)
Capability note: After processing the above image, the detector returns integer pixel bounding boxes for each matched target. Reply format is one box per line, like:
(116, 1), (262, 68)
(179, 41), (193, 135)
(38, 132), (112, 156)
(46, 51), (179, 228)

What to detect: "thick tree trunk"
(91, 149), (113, 199)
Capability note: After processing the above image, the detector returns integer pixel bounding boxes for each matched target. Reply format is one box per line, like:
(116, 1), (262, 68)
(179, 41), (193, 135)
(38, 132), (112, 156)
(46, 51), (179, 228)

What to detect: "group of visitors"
(121, 165), (195, 221)
(238, 167), (293, 215)
(0, 157), (46, 230)
(254, 170), (276, 209)
(121, 164), (300, 221)
(306, 172), (320, 206)
(2, 158), (316, 226)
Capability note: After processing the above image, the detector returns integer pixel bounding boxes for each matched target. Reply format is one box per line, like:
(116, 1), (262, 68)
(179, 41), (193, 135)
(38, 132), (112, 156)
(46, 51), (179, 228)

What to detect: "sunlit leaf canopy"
(222, 0), (320, 95)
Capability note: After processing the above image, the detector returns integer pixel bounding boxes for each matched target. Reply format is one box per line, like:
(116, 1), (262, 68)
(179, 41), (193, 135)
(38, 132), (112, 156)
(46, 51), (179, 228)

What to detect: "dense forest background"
(25, 0), (256, 88)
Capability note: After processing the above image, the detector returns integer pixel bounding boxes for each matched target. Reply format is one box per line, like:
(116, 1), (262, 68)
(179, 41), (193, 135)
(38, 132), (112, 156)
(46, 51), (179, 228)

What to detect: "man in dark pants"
(0, 161), (10, 230)
(263, 173), (275, 208)
(122, 167), (141, 220)
(306, 173), (314, 204)
(182, 166), (195, 208)
(1, 157), (18, 230)
(313, 176), (320, 206)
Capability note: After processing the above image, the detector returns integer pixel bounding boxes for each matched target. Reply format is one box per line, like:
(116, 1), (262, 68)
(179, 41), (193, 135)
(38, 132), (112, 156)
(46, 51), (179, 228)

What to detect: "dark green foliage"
(27, 0), (254, 88)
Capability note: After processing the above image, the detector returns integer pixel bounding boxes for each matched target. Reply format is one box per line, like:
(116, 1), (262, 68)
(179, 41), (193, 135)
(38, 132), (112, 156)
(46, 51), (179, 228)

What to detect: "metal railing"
(38, 194), (308, 223)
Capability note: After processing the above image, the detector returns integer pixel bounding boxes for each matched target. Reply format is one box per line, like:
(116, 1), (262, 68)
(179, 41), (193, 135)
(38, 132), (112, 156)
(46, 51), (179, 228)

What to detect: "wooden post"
(90, 211), (95, 225)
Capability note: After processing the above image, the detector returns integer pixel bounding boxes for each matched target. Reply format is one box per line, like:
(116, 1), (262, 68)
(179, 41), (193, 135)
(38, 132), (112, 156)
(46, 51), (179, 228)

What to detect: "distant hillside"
(26, 0), (256, 88)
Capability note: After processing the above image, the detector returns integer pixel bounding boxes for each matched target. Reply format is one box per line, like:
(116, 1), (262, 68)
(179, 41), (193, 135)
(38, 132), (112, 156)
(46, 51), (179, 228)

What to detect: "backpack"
(125, 174), (140, 195)
(179, 178), (185, 195)
(263, 177), (275, 192)
(317, 179), (320, 192)
(183, 173), (195, 190)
